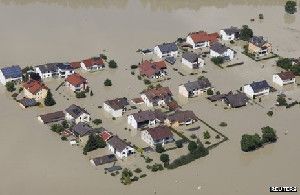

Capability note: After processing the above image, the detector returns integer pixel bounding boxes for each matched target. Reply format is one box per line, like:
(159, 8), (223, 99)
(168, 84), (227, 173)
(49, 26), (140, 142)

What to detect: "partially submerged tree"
(261, 126), (277, 143)
(5, 81), (16, 92)
(44, 90), (56, 106)
(240, 25), (253, 41)
(285, 1), (297, 14)
(108, 60), (118, 69)
(104, 79), (112, 86)
(83, 134), (106, 155)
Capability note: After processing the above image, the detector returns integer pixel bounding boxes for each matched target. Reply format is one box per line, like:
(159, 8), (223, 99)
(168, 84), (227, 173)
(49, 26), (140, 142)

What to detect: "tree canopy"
(44, 90), (56, 106)
(5, 82), (16, 92)
(83, 134), (106, 154)
(285, 1), (297, 14)
(261, 126), (277, 143)
(240, 25), (253, 41)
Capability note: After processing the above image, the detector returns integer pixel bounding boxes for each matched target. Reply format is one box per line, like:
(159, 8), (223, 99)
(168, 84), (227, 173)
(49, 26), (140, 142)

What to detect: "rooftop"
(104, 97), (129, 110)
(210, 42), (230, 54)
(146, 126), (173, 141)
(167, 110), (198, 123)
(157, 42), (178, 54)
(1, 65), (22, 79)
(23, 80), (47, 95)
(82, 57), (104, 67)
(249, 36), (267, 47)
(107, 136), (131, 152)
(222, 26), (240, 35)
(183, 78), (212, 91)
(38, 111), (65, 124)
(71, 122), (94, 137)
(65, 73), (87, 86)
(132, 109), (166, 123)
(249, 80), (270, 92)
(65, 104), (90, 119)
(182, 51), (200, 63)
(224, 92), (249, 108)
(276, 71), (295, 80)
(142, 87), (173, 101)
(139, 60), (167, 78)
(189, 31), (218, 43)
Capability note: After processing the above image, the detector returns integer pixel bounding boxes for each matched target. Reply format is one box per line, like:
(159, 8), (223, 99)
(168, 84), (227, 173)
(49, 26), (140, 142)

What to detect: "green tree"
(211, 56), (224, 65)
(144, 79), (151, 85)
(108, 60), (118, 68)
(61, 120), (69, 129)
(92, 119), (102, 125)
(120, 168), (133, 185)
(75, 91), (86, 98)
(155, 143), (165, 153)
(276, 58), (293, 70)
(240, 25), (253, 41)
(44, 90), (56, 106)
(188, 141), (197, 153)
(100, 54), (107, 61)
(104, 79), (112, 86)
(83, 134), (106, 154)
(277, 96), (287, 106)
(50, 124), (65, 133)
(240, 133), (262, 152)
(285, 1), (297, 14)
(261, 126), (277, 143)
(5, 82), (16, 92)
(160, 153), (170, 166)
(175, 140), (183, 148)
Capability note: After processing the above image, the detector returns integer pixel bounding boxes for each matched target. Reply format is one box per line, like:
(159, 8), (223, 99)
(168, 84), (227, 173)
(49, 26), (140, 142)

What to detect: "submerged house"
(141, 126), (174, 147)
(139, 60), (167, 79)
(103, 97), (129, 118)
(141, 87), (173, 107)
(219, 27), (240, 41)
(23, 80), (48, 101)
(210, 42), (235, 60)
(186, 31), (218, 49)
(65, 73), (88, 92)
(179, 78), (212, 98)
(0, 65), (22, 85)
(71, 122), (102, 144)
(38, 111), (65, 124)
(248, 36), (272, 57)
(65, 104), (91, 124)
(165, 110), (198, 128)
(182, 52), (204, 69)
(127, 109), (166, 129)
(35, 63), (59, 79)
(243, 80), (270, 99)
(81, 57), (105, 71)
(272, 71), (296, 86)
(224, 92), (249, 108)
(57, 63), (74, 78)
(154, 42), (178, 58)
(107, 136), (135, 159)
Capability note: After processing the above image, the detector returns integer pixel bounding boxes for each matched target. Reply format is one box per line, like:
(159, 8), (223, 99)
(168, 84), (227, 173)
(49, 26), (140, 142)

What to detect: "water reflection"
(0, 0), (286, 10)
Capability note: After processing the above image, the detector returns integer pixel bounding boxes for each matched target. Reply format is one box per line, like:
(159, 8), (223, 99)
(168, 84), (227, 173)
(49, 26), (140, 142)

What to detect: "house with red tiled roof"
(186, 31), (219, 49)
(23, 80), (48, 101)
(65, 73), (88, 92)
(141, 126), (174, 147)
(70, 61), (81, 69)
(80, 57), (105, 71)
(100, 130), (113, 142)
(139, 60), (167, 79)
(141, 86), (173, 107)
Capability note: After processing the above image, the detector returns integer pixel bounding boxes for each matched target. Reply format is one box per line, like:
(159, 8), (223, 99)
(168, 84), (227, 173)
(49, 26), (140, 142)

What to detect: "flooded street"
(0, 0), (299, 195)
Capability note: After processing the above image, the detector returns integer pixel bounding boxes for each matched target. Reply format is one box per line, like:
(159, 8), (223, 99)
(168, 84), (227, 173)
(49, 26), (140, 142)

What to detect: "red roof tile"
(82, 57), (104, 68)
(65, 73), (87, 86)
(70, 61), (81, 69)
(100, 131), (113, 142)
(146, 126), (173, 141)
(139, 60), (166, 78)
(23, 80), (47, 95)
(189, 31), (219, 43)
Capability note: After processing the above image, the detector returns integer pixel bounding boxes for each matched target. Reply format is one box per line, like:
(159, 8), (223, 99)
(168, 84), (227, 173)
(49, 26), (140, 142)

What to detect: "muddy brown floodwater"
(0, 0), (299, 195)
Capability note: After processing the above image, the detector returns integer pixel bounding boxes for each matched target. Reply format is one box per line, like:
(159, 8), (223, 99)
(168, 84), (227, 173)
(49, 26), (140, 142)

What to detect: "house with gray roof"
(90, 154), (117, 166)
(127, 109), (167, 129)
(154, 42), (178, 58)
(0, 65), (22, 85)
(165, 110), (198, 127)
(65, 104), (91, 124)
(248, 36), (272, 57)
(35, 63), (59, 79)
(179, 78), (212, 98)
(210, 42), (234, 60)
(182, 52), (204, 69)
(107, 136), (135, 159)
(243, 80), (270, 99)
(219, 27), (240, 41)
(103, 97), (129, 118)
(224, 92), (249, 108)
(70, 122), (103, 144)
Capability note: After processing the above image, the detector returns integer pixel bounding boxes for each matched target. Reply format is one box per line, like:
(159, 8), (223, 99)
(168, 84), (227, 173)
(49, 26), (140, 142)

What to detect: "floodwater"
(0, 0), (300, 195)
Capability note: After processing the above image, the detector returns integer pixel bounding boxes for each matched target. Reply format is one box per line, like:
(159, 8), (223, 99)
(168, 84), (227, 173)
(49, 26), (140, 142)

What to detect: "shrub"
(104, 79), (112, 86)
(83, 134), (106, 154)
(131, 65), (138, 69)
(134, 168), (142, 173)
(5, 81), (16, 92)
(219, 122), (227, 127)
(203, 131), (211, 139)
(261, 126), (277, 143)
(230, 40), (235, 44)
(215, 134), (221, 139)
(276, 58), (293, 70)
(137, 75), (142, 80)
(90, 90), (94, 96)
(112, 117), (116, 120)
(277, 96), (287, 106)
(151, 163), (164, 172)
(175, 140), (183, 148)
(61, 120), (69, 129)
(61, 136), (67, 141)
(205, 141), (211, 145)
(75, 91), (86, 98)
(19, 87), (23, 93)
(140, 174), (147, 178)
(145, 157), (153, 163)
(188, 141), (197, 153)
(92, 119), (102, 125)
(207, 88), (214, 95)
(100, 54), (107, 61)
(120, 168), (133, 185)
(108, 60), (118, 68)
(160, 154), (170, 166)
(155, 144), (165, 153)
(190, 134), (197, 139)
(211, 56), (224, 65)
(285, 1), (297, 14)
(131, 176), (139, 182)
(144, 79), (151, 85)
(267, 111), (273, 117)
